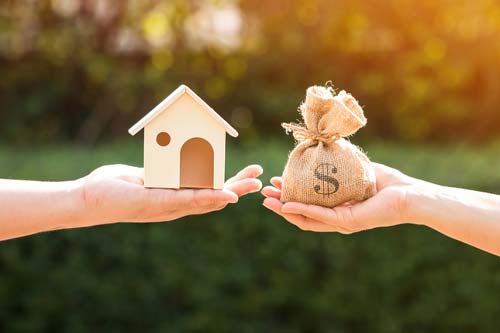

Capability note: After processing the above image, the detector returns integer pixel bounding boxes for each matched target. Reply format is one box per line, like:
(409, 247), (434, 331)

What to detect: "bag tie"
(282, 123), (340, 144)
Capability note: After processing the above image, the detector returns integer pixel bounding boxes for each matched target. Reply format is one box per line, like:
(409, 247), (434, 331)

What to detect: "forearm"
(408, 184), (500, 256)
(0, 179), (87, 240)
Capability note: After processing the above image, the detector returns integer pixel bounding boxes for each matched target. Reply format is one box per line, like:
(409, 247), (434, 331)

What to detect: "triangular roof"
(128, 84), (238, 137)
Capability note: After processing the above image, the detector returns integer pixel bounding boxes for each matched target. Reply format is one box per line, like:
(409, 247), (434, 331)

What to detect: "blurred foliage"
(2, 2), (500, 330)
(1, 141), (500, 331)
(1, 0), (500, 144)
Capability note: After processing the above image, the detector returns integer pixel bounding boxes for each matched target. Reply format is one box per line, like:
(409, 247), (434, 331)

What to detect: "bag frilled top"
(280, 85), (377, 207)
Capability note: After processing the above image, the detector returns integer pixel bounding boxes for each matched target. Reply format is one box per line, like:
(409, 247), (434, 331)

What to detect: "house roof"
(128, 84), (238, 137)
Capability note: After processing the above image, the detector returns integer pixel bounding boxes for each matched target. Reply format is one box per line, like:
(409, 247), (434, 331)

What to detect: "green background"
(1, 141), (500, 332)
(1, 0), (500, 331)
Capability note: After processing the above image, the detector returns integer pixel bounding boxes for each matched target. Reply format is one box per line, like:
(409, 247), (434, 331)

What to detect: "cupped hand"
(262, 163), (422, 233)
(81, 164), (263, 225)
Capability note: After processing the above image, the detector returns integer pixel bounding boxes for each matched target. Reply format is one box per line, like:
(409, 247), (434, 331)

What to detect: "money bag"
(281, 85), (377, 207)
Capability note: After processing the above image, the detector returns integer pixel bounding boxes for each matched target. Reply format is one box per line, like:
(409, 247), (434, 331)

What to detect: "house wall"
(143, 93), (226, 189)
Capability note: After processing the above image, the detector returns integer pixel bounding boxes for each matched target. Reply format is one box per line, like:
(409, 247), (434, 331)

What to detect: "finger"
(270, 177), (282, 189)
(190, 188), (239, 206)
(225, 164), (263, 184)
(372, 162), (403, 178)
(225, 178), (263, 197)
(147, 188), (238, 211)
(280, 201), (361, 233)
(371, 162), (419, 188)
(262, 198), (338, 232)
(262, 198), (303, 223)
(281, 202), (339, 225)
(281, 202), (364, 234)
(371, 163), (398, 189)
(133, 201), (230, 222)
(340, 200), (357, 207)
(261, 186), (281, 199)
(187, 201), (230, 215)
(168, 201), (230, 219)
(336, 195), (398, 229)
(292, 220), (342, 232)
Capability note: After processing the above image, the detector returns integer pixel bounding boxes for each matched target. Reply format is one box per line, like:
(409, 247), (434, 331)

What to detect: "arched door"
(180, 138), (214, 188)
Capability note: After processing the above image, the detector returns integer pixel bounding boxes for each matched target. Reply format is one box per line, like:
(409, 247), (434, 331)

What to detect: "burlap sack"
(281, 85), (377, 207)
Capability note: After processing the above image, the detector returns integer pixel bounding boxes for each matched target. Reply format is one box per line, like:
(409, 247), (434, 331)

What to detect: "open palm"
(262, 163), (419, 233)
(81, 164), (263, 225)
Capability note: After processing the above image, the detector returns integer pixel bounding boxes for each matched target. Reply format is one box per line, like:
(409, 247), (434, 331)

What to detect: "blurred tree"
(0, 0), (499, 144)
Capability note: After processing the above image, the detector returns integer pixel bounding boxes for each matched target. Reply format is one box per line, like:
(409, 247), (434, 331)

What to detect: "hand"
(80, 164), (263, 225)
(261, 163), (423, 233)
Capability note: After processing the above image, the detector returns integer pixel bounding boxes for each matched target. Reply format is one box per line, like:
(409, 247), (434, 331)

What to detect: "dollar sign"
(313, 163), (339, 197)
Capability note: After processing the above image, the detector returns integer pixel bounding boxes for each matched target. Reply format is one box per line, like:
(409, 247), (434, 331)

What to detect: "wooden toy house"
(128, 84), (238, 189)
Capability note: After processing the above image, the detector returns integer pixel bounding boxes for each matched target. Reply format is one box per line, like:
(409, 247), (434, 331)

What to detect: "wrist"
(33, 179), (91, 232)
(404, 183), (443, 228)
(79, 176), (124, 226)
(68, 177), (108, 229)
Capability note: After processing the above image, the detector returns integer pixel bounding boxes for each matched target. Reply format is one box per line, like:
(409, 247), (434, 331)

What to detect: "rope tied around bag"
(282, 123), (340, 144)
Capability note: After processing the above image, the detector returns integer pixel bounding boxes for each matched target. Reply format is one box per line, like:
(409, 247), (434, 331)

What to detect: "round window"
(156, 132), (171, 146)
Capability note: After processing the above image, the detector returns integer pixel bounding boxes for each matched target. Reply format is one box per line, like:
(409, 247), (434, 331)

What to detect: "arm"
(261, 163), (500, 256)
(0, 164), (263, 241)
(407, 185), (500, 255)
(0, 179), (86, 240)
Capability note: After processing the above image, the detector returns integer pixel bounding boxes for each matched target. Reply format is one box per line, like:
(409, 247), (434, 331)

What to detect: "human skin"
(262, 163), (500, 256)
(0, 164), (263, 241)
